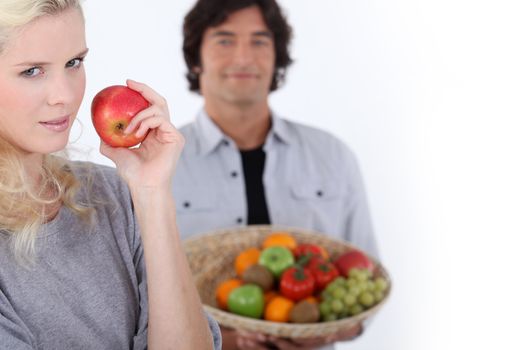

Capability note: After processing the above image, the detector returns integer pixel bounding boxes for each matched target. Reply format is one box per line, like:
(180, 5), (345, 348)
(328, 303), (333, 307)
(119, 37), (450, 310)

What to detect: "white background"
(78, 1), (525, 349)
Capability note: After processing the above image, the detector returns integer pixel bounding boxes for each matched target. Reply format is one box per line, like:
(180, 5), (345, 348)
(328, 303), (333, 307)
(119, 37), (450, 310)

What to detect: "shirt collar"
(268, 112), (292, 146)
(195, 109), (292, 156)
(195, 109), (229, 155)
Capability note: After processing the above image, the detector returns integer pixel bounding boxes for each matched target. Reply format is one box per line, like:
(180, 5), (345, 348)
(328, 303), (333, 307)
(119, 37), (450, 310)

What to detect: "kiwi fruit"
(242, 264), (274, 291)
(289, 300), (320, 323)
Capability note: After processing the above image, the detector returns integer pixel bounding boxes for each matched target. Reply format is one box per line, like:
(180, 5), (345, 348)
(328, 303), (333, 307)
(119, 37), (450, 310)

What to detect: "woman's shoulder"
(67, 161), (130, 201)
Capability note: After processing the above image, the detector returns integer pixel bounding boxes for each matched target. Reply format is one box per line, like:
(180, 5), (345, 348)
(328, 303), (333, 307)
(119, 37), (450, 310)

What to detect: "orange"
(264, 295), (295, 323)
(234, 247), (261, 277)
(262, 232), (297, 251)
(215, 278), (242, 310)
(264, 290), (279, 306)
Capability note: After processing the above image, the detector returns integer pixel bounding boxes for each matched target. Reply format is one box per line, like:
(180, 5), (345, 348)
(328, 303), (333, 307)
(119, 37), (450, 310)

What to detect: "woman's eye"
(66, 58), (83, 68)
(21, 67), (42, 77)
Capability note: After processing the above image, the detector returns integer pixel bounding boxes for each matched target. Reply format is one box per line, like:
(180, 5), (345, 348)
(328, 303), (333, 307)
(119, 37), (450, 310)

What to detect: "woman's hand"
(99, 79), (184, 190)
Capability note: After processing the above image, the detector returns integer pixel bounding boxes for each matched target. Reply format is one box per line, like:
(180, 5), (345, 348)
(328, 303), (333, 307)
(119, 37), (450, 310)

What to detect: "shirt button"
(236, 217), (243, 224)
(183, 201), (191, 208)
(316, 190), (323, 197)
(222, 140), (229, 146)
(231, 171), (238, 178)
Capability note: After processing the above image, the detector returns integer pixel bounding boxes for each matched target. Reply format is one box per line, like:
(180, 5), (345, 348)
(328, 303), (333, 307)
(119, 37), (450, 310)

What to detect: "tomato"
(293, 243), (329, 261)
(308, 259), (340, 291)
(279, 266), (315, 301)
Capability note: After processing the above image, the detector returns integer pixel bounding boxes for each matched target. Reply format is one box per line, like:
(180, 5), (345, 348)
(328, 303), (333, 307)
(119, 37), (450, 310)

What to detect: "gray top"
(0, 162), (221, 349)
(173, 110), (379, 259)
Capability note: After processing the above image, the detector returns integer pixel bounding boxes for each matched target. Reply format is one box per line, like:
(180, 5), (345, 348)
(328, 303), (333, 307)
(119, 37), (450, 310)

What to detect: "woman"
(0, 0), (220, 349)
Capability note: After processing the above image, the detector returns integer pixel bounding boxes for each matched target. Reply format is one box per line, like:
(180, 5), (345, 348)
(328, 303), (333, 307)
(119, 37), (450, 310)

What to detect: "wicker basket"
(184, 225), (391, 339)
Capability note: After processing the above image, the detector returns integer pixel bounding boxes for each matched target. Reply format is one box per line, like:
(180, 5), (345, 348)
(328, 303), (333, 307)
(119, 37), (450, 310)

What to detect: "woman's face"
(0, 7), (87, 156)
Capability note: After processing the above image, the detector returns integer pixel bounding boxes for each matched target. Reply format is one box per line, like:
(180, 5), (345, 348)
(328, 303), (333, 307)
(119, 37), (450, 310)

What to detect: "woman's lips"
(39, 116), (70, 132)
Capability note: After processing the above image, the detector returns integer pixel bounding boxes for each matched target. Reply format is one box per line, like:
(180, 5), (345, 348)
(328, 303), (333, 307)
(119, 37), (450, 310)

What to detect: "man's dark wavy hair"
(183, 0), (293, 93)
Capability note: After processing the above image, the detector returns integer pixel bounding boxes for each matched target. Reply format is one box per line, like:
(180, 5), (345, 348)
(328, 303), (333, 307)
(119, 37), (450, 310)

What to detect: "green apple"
(227, 284), (264, 319)
(258, 246), (295, 278)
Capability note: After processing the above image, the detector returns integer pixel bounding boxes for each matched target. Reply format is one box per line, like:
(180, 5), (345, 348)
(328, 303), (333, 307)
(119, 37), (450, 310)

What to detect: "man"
(173, 0), (379, 349)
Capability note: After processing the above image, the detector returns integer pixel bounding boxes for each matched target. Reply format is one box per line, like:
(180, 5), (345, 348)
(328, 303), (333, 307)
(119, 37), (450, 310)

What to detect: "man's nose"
(232, 41), (255, 65)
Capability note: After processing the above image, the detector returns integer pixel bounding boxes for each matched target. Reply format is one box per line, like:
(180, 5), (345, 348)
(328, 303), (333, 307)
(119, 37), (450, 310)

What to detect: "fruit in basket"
(280, 266), (315, 301)
(294, 243), (329, 260)
(242, 264), (274, 291)
(215, 278), (243, 310)
(334, 250), (374, 277)
(235, 247), (261, 276)
(319, 268), (388, 321)
(289, 299), (320, 323)
(262, 232), (297, 250)
(227, 284), (264, 319)
(259, 246), (295, 278)
(308, 259), (340, 291)
(264, 295), (295, 322)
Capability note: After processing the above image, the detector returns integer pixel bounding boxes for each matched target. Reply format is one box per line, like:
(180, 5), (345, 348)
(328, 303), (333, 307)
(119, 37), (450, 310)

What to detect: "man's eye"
(66, 58), (83, 68)
(253, 39), (270, 47)
(21, 67), (42, 77)
(218, 39), (233, 46)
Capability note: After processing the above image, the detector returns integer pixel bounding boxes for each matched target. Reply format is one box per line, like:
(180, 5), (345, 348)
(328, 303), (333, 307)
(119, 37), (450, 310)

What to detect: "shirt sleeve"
(341, 145), (380, 260)
(206, 311), (222, 349)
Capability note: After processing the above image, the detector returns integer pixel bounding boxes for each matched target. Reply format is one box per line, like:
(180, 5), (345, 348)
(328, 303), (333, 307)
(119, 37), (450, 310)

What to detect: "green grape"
(323, 313), (338, 322)
(325, 282), (338, 294)
(349, 303), (364, 316)
(374, 277), (388, 292)
(345, 278), (357, 289)
(355, 270), (368, 282)
(331, 299), (344, 313)
(332, 287), (346, 299)
(339, 308), (350, 319)
(359, 291), (375, 307)
(349, 268), (360, 279)
(333, 277), (346, 285)
(343, 294), (357, 307)
(357, 281), (368, 293)
(366, 280), (376, 291)
(373, 290), (385, 302)
(348, 286), (360, 297)
(321, 289), (331, 300)
(319, 301), (331, 317)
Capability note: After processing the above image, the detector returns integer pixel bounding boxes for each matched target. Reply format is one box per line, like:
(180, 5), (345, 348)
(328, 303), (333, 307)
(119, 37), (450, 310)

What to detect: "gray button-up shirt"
(173, 110), (378, 259)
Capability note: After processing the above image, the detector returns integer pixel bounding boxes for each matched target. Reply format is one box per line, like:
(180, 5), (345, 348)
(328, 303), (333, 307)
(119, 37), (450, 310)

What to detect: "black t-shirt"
(240, 146), (271, 225)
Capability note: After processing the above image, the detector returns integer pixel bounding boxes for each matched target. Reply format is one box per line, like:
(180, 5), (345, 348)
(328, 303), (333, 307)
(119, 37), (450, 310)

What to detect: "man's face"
(198, 6), (275, 107)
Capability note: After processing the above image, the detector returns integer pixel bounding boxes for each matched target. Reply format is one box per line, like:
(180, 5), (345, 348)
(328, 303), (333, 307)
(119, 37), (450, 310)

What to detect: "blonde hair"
(0, 0), (90, 264)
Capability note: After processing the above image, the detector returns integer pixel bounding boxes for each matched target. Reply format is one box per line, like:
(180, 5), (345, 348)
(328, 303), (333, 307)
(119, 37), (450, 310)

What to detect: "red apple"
(91, 85), (149, 147)
(334, 249), (375, 277)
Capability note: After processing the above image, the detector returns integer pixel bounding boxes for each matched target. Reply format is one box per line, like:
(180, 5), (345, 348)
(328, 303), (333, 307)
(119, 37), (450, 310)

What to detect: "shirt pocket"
(290, 180), (342, 201)
(288, 180), (347, 234)
(175, 186), (218, 213)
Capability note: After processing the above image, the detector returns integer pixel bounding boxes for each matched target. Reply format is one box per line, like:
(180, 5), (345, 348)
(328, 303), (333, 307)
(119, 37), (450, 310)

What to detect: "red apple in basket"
(334, 249), (375, 277)
(91, 85), (149, 147)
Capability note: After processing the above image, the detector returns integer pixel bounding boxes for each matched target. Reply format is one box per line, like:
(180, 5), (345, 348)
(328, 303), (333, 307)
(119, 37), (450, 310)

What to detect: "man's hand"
(221, 323), (363, 349)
